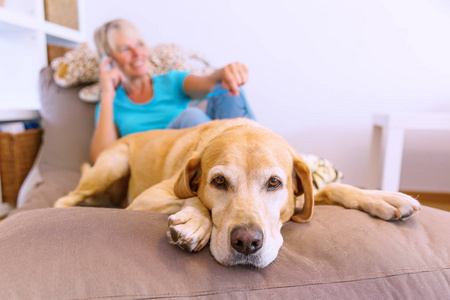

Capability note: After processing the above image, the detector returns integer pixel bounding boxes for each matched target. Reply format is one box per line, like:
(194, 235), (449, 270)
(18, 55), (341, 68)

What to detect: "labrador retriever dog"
(54, 118), (420, 268)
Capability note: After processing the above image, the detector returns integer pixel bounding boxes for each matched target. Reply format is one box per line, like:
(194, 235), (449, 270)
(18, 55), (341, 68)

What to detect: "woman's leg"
(167, 107), (211, 129)
(206, 84), (256, 120)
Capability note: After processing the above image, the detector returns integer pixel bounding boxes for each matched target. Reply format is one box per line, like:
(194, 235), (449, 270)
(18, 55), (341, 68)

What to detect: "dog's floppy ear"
(174, 152), (201, 199)
(291, 154), (314, 223)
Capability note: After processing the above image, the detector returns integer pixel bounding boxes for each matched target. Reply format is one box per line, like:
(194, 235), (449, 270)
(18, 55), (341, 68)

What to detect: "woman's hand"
(183, 62), (249, 100)
(220, 62), (248, 96)
(99, 56), (127, 101)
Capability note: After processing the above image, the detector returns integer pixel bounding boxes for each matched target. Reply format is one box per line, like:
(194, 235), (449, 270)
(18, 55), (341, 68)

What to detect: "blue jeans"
(167, 84), (255, 129)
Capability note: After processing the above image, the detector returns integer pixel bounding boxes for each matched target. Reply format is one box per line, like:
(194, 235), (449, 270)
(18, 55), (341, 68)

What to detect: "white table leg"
(380, 128), (405, 192)
(368, 125), (383, 189)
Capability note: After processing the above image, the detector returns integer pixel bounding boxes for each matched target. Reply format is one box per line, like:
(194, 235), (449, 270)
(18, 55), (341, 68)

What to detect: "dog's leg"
(127, 178), (186, 214)
(314, 183), (421, 221)
(127, 180), (212, 252)
(167, 197), (212, 252)
(54, 143), (130, 208)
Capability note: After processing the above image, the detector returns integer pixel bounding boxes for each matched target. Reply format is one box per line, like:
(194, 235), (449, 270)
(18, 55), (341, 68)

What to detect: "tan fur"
(54, 118), (420, 268)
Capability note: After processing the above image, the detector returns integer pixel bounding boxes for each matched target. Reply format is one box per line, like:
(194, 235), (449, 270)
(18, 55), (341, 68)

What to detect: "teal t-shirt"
(95, 70), (191, 136)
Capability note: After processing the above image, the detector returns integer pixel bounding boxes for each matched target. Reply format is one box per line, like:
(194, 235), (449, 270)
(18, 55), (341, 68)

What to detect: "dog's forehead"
(202, 126), (293, 169)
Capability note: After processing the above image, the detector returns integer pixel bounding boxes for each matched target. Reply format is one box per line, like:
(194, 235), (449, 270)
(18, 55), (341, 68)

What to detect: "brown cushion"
(38, 66), (95, 170)
(1, 205), (448, 299)
(15, 167), (81, 212)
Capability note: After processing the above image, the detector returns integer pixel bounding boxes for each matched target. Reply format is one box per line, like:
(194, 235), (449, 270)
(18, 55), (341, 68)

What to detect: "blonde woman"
(91, 19), (254, 162)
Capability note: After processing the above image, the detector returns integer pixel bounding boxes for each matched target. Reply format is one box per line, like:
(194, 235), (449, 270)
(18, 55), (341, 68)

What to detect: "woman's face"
(111, 30), (149, 78)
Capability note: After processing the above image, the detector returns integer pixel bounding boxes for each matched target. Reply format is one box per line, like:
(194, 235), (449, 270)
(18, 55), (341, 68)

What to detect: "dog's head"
(174, 125), (314, 268)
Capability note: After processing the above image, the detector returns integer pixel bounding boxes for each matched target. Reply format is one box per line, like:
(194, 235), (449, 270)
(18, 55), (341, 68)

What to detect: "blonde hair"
(94, 19), (145, 57)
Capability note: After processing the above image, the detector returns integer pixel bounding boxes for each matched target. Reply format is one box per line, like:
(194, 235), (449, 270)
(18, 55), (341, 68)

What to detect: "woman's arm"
(90, 100), (119, 163)
(90, 57), (125, 163)
(183, 62), (248, 99)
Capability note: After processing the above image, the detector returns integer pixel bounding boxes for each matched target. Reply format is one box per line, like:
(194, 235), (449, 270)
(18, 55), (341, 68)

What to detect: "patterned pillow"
(301, 154), (344, 191)
(51, 43), (99, 88)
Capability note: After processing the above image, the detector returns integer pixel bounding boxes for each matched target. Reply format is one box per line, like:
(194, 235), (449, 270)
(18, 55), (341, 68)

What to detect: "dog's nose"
(230, 225), (264, 255)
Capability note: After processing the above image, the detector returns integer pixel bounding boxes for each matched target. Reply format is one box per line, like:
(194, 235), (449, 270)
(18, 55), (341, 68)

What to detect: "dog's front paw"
(168, 207), (212, 252)
(363, 191), (421, 221)
(53, 194), (83, 208)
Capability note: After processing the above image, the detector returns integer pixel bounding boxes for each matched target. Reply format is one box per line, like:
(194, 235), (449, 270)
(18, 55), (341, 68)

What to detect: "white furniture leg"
(380, 128), (405, 192)
(368, 125), (382, 189)
(369, 113), (450, 193)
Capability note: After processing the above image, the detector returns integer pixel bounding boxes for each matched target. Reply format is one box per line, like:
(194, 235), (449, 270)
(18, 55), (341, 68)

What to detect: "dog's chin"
(210, 247), (278, 269)
(231, 253), (273, 268)
(209, 227), (283, 268)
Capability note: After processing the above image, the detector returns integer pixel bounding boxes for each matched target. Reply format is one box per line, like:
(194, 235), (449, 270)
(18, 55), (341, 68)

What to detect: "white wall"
(84, 0), (450, 192)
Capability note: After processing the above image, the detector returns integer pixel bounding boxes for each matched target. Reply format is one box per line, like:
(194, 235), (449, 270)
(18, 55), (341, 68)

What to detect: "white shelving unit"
(0, 0), (86, 110)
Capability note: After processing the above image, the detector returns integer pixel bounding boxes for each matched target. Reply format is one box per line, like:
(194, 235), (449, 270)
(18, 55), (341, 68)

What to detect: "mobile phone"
(100, 55), (118, 71)
(100, 55), (122, 88)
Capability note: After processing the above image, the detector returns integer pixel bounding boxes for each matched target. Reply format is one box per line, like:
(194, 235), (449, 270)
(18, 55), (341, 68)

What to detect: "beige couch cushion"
(1, 206), (449, 299)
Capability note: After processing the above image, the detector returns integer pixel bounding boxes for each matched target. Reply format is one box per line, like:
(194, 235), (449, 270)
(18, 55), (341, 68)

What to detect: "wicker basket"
(0, 129), (43, 206)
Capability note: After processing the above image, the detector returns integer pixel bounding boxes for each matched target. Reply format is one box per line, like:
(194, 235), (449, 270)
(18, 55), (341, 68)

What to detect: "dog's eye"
(267, 177), (282, 190)
(211, 176), (227, 189)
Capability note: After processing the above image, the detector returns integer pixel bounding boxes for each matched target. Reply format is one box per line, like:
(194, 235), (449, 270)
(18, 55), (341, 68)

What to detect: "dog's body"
(55, 118), (420, 268)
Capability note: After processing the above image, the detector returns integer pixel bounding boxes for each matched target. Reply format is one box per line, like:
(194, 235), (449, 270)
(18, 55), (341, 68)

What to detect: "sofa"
(0, 67), (449, 299)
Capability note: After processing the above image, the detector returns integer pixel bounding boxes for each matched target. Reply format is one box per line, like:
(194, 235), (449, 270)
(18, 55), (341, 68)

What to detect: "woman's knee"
(168, 107), (211, 129)
(206, 84), (255, 120)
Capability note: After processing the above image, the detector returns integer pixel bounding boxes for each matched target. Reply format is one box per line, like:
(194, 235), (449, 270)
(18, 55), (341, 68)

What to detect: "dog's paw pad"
(167, 209), (212, 252)
(168, 228), (195, 252)
(167, 227), (203, 252)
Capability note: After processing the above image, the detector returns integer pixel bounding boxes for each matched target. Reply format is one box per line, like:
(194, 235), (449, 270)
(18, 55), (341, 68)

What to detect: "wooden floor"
(401, 191), (450, 212)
